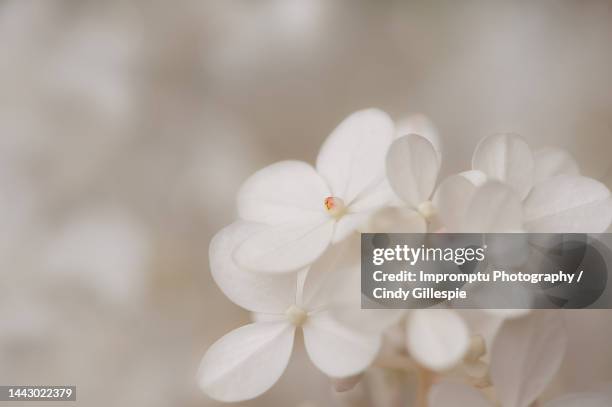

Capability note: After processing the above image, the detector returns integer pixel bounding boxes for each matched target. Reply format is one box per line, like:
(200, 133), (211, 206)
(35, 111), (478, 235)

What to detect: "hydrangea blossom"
(201, 109), (612, 404)
(234, 108), (394, 273)
(199, 222), (381, 402)
(385, 133), (524, 233)
(380, 133), (523, 373)
(429, 311), (575, 407)
(465, 134), (612, 233)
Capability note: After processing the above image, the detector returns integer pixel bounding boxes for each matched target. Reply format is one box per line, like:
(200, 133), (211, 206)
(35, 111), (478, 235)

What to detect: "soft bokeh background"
(1, 1), (611, 406)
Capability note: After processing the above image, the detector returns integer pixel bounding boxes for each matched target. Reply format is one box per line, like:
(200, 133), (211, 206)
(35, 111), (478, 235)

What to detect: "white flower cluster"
(198, 109), (612, 404)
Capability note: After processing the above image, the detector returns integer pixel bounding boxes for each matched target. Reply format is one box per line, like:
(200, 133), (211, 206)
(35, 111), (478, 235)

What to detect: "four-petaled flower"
(199, 222), (381, 402)
(233, 109), (395, 273)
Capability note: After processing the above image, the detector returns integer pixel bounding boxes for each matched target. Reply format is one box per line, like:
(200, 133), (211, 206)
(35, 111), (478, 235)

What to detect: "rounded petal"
(472, 134), (534, 200)
(395, 113), (442, 164)
(303, 312), (381, 378)
(316, 109), (394, 205)
(347, 179), (395, 213)
(463, 181), (523, 232)
(407, 309), (469, 371)
(524, 175), (612, 233)
(332, 212), (371, 243)
(534, 147), (580, 184)
(490, 312), (567, 407)
(198, 322), (295, 402)
(310, 242), (405, 335)
(429, 381), (492, 407)
(460, 170), (488, 187)
(366, 207), (427, 234)
(238, 160), (330, 224)
(434, 175), (477, 232)
(234, 219), (335, 273)
(300, 238), (358, 310)
(210, 222), (297, 313)
(386, 134), (440, 208)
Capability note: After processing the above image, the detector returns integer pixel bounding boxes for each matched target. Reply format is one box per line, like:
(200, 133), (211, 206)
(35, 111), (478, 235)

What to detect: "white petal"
(524, 175), (612, 233)
(314, 243), (404, 335)
(300, 238), (358, 310)
(407, 309), (469, 371)
(543, 392), (612, 407)
(490, 311), (568, 407)
(238, 160), (330, 224)
(534, 147), (580, 184)
(429, 381), (492, 407)
(234, 219), (335, 273)
(463, 181), (523, 232)
(303, 312), (381, 378)
(348, 179), (395, 213)
(386, 135), (440, 208)
(332, 212), (372, 243)
(316, 109), (394, 204)
(210, 222), (297, 313)
(395, 113), (442, 163)
(434, 175), (477, 232)
(460, 170), (488, 187)
(251, 312), (286, 322)
(366, 207), (427, 234)
(198, 322), (295, 402)
(463, 280), (533, 318)
(472, 134), (534, 200)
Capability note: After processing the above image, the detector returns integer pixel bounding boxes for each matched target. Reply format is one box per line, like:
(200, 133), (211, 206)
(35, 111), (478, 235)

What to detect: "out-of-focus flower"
(198, 222), (381, 402)
(325, 259), (473, 373)
(395, 113), (442, 161)
(436, 177), (523, 232)
(464, 134), (612, 232)
(405, 309), (470, 372)
(533, 147), (580, 185)
(233, 109), (394, 273)
(385, 134), (442, 230)
(385, 133), (524, 233)
(490, 312), (567, 407)
(430, 312), (572, 407)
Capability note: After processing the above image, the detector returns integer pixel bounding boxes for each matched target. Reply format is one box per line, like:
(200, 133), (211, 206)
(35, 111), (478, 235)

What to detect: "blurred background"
(1, 1), (611, 406)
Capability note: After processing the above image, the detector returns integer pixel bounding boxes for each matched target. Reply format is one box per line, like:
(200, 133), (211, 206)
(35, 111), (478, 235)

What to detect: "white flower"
(234, 108), (394, 273)
(384, 134), (444, 231)
(385, 132), (524, 233)
(379, 134), (519, 371)
(198, 222), (381, 402)
(435, 177), (524, 232)
(466, 134), (612, 232)
(429, 311), (570, 407)
(405, 309), (470, 371)
(333, 280), (472, 373)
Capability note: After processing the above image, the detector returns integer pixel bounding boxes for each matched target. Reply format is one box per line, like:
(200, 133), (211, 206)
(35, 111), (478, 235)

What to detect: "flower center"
(417, 200), (437, 221)
(285, 305), (308, 327)
(324, 196), (346, 219)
